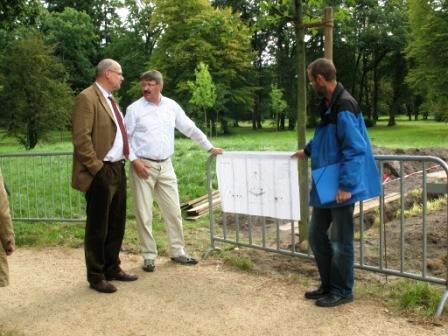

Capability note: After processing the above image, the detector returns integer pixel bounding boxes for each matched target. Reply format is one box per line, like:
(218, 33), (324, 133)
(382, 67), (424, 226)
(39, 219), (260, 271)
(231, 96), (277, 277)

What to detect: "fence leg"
(436, 290), (448, 317)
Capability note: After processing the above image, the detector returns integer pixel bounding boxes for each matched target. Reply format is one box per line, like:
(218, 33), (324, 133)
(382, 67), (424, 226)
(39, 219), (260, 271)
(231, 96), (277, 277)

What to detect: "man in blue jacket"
(293, 58), (380, 307)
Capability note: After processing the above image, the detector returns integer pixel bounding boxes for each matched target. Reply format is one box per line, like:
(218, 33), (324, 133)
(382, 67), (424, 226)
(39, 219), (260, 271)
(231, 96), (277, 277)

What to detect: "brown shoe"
(106, 270), (138, 282)
(89, 280), (117, 293)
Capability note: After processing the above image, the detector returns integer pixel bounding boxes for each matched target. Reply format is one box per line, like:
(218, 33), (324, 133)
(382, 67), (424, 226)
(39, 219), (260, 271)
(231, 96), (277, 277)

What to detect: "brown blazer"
(0, 169), (14, 287)
(71, 84), (117, 192)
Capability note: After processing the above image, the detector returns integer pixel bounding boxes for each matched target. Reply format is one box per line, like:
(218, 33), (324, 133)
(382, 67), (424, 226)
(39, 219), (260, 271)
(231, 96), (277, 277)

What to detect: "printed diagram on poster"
(216, 152), (300, 220)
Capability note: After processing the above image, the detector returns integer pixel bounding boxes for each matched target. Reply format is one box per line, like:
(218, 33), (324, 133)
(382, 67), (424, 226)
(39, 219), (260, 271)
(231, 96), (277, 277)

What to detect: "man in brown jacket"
(0, 168), (14, 287)
(72, 59), (137, 293)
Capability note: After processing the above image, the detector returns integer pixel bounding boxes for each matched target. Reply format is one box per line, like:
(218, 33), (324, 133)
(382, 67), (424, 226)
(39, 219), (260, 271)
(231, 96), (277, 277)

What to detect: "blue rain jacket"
(305, 83), (381, 208)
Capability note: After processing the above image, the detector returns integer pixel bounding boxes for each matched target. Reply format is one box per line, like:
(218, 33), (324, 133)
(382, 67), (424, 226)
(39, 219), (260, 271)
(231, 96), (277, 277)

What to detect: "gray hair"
(96, 59), (119, 78)
(140, 70), (163, 85)
(307, 58), (337, 81)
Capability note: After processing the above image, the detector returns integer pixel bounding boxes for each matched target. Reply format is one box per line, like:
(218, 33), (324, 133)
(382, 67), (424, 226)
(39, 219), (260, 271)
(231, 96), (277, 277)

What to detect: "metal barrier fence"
(1, 151), (447, 315)
(0, 152), (85, 222)
(206, 154), (448, 316)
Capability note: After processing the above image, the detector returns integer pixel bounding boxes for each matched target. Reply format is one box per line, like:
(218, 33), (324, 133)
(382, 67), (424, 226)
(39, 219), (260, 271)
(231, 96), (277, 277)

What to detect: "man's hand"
(132, 159), (150, 179)
(209, 147), (223, 155)
(5, 241), (14, 256)
(291, 149), (307, 159)
(336, 190), (352, 203)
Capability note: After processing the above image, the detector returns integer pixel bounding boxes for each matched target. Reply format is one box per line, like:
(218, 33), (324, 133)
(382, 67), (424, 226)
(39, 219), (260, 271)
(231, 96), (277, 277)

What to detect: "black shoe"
(171, 255), (198, 265)
(143, 259), (156, 272)
(315, 293), (353, 307)
(105, 270), (138, 282)
(304, 287), (329, 300)
(89, 280), (117, 293)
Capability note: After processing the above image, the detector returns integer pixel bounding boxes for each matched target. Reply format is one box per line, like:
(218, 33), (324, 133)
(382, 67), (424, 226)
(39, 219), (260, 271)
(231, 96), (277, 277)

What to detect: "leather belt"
(140, 157), (169, 163)
(103, 160), (125, 165)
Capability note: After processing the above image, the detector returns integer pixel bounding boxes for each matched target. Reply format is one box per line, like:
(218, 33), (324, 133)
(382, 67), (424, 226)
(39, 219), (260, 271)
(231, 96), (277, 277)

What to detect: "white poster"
(216, 152), (300, 220)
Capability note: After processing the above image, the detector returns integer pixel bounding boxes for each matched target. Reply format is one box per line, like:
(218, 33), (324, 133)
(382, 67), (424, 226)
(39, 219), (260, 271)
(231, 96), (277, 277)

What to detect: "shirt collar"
(144, 94), (165, 106)
(95, 82), (112, 99)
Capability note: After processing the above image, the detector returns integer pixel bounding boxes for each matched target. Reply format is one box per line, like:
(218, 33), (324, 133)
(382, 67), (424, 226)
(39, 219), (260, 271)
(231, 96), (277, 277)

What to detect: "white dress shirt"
(125, 95), (213, 162)
(95, 83), (126, 162)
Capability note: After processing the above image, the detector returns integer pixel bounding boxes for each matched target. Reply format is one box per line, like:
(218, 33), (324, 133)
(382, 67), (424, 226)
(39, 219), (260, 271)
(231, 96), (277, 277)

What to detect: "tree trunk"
(280, 114), (285, 130)
(294, 0), (309, 244)
(372, 66), (379, 123)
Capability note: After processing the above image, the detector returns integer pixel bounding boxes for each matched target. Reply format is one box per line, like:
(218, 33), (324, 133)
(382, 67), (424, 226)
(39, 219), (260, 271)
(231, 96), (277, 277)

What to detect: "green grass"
(368, 117), (448, 148)
(357, 279), (443, 318)
(391, 280), (442, 317)
(214, 248), (255, 271)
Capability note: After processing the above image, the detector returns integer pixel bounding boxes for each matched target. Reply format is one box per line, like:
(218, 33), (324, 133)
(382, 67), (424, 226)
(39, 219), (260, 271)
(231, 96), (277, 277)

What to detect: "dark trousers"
(84, 161), (126, 283)
(309, 204), (355, 297)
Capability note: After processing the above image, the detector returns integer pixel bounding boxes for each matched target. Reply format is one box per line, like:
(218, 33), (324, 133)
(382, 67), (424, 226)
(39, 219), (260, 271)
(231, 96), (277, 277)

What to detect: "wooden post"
(323, 7), (333, 60)
(292, 5), (334, 246)
(294, 0), (309, 245)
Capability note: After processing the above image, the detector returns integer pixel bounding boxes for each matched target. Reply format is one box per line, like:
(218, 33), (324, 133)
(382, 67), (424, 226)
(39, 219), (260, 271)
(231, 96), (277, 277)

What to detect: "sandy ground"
(0, 248), (446, 336)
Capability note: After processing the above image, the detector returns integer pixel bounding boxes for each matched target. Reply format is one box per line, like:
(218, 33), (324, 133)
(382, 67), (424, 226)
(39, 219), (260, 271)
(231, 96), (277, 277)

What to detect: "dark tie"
(108, 96), (129, 158)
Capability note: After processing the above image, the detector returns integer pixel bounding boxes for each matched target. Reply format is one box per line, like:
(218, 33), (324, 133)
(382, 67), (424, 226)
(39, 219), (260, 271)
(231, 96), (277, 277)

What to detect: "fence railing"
(0, 152), (85, 222)
(206, 154), (448, 316)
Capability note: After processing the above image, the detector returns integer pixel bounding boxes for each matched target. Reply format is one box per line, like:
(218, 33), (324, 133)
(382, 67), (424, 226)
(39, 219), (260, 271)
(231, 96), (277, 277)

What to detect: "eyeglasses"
(109, 69), (123, 76)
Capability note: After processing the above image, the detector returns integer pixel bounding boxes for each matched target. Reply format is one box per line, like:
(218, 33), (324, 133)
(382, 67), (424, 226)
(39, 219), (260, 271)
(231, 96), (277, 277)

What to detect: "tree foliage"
(0, 0), (446, 150)
(270, 84), (287, 131)
(149, 0), (255, 132)
(0, 32), (72, 149)
(188, 62), (217, 131)
(46, 0), (125, 49)
(0, 0), (42, 31)
(407, 0), (448, 121)
(41, 7), (97, 93)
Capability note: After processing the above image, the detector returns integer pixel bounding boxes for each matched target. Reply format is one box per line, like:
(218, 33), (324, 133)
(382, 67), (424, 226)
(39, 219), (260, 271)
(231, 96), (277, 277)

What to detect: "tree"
(270, 84), (287, 131)
(213, 0), (275, 129)
(149, 0), (255, 132)
(407, 0), (448, 121)
(188, 62), (217, 135)
(45, 0), (125, 49)
(105, 0), (161, 108)
(336, 0), (408, 125)
(41, 7), (97, 93)
(0, 0), (42, 31)
(0, 32), (72, 149)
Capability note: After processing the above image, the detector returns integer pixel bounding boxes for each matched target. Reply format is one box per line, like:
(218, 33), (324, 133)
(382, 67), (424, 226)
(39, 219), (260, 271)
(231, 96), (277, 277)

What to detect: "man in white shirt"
(125, 70), (223, 272)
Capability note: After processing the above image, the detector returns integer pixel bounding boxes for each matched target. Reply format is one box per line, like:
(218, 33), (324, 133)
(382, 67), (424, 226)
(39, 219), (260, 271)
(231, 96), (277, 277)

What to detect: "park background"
(1, 1), (448, 332)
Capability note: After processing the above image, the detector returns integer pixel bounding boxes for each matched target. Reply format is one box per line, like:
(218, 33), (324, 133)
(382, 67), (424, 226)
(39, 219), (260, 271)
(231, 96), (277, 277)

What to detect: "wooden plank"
(354, 192), (401, 217)
(186, 196), (221, 214)
(180, 190), (219, 210)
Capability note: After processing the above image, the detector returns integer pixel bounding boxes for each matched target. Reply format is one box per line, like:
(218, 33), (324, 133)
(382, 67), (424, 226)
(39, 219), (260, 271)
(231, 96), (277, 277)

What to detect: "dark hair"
(307, 58), (336, 81)
(139, 70), (163, 85)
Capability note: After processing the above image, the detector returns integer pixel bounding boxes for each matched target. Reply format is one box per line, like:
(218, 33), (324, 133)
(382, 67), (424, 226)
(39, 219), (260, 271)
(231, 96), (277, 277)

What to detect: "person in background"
(125, 70), (223, 272)
(0, 168), (15, 287)
(72, 59), (137, 293)
(292, 58), (380, 307)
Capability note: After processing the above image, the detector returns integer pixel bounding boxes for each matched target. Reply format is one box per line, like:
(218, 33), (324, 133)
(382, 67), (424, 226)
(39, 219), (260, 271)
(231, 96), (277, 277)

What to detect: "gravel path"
(0, 248), (446, 336)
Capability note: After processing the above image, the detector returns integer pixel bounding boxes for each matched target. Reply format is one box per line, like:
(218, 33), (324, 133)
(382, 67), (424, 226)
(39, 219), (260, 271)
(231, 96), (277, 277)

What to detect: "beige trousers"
(130, 159), (186, 260)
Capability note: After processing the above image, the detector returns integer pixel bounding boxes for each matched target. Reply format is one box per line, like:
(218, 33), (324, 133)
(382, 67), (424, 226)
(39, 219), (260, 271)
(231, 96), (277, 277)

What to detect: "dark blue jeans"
(309, 204), (355, 297)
